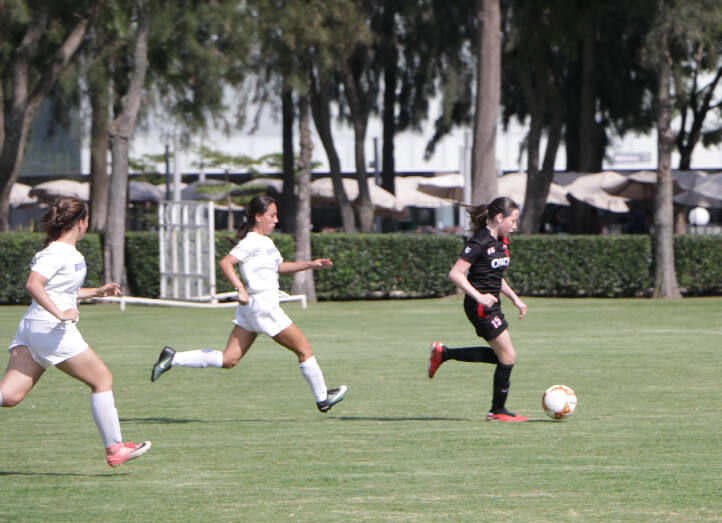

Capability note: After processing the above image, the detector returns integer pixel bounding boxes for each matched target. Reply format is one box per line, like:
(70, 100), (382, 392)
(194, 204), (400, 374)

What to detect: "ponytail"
(40, 197), (88, 247)
(466, 196), (519, 234)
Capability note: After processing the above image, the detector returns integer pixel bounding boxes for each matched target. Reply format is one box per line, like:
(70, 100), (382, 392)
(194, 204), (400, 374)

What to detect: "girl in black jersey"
(427, 196), (528, 422)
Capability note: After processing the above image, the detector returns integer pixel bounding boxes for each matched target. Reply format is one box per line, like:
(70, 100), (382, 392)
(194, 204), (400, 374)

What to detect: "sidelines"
(95, 290), (307, 311)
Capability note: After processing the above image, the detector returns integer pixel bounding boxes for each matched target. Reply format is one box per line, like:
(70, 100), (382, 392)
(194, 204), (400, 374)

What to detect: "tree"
(471, 0), (501, 204)
(0, 1), (100, 230)
(104, 0), (149, 287)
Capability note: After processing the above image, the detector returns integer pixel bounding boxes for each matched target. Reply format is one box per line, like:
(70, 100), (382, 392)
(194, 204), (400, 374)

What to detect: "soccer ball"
(542, 384), (577, 420)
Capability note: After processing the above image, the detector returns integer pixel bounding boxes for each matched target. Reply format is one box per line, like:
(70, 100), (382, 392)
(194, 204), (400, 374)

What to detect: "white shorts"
(8, 318), (89, 369)
(233, 291), (292, 338)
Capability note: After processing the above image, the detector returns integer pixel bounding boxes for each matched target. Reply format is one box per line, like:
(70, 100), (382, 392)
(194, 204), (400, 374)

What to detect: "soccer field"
(1, 296), (720, 522)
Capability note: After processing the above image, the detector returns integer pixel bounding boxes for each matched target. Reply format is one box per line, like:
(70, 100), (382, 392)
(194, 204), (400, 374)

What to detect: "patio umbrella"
(673, 189), (722, 208)
(496, 172), (569, 207)
(685, 172), (722, 201)
(564, 171), (629, 212)
(237, 178), (284, 193)
(416, 173), (464, 201)
(129, 181), (165, 202)
(29, 180), (89, 202)
(181, 179), (237, 201)
(394, 176), (451, 209)
(10, 183), (38, 207)
(310, 177), (403, 214)
(603, 170), (687, 199)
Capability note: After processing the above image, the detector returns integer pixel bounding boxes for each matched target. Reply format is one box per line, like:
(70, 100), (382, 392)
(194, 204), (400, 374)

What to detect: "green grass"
(1, 296), (720, 522)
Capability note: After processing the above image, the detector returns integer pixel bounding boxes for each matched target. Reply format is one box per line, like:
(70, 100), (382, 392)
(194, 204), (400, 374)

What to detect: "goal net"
(159, 200), (216, 302)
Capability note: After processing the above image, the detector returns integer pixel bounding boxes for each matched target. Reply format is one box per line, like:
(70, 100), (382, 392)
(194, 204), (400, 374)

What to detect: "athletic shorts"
(463, 295), (509, 341)
(233, 291), (292, 338)
(8, 318), (89, 369)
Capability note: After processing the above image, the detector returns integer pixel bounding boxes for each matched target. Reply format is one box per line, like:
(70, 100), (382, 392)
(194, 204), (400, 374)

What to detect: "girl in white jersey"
(151, 196), (347, 412)
(0, 198), (151, 467)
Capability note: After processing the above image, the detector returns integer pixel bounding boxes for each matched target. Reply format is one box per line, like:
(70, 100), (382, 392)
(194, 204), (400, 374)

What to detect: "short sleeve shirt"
(24, 241), (87, 321)
(458, 228), (510, 298)
(228, 232), (283, 295)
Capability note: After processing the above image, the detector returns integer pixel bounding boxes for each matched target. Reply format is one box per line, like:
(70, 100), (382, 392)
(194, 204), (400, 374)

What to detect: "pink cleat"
(106, 441), (152, 467)
(427, 342), (445, 379)
(486, 410), (528, 422)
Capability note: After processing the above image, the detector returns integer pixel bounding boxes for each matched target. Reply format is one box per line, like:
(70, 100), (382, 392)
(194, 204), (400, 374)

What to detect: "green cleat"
(151, 346), (176, 382)
(316, 385), (348, 413)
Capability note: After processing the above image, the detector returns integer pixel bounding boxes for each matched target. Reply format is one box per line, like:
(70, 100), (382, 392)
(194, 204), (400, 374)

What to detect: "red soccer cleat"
(427, 342), (445, 379)
(106, 441), (152, 467)
(486, 411), (528, 422)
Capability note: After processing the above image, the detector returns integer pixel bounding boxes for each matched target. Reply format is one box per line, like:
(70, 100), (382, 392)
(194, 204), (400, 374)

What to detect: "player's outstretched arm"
(279, 259), (333, 274)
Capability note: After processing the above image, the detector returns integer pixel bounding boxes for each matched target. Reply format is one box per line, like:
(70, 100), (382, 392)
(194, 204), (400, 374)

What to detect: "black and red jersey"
(458, 228), (510, 297)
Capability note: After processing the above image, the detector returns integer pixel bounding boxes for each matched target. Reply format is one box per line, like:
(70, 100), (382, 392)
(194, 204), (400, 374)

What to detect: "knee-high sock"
(0, 389), (3, 407)
(491, 363), (514, 412)
(172, 349), (223, 368)
(91, 391), (123, 448)
(443, 346), (499, 364)
(299, 356), (328, 402)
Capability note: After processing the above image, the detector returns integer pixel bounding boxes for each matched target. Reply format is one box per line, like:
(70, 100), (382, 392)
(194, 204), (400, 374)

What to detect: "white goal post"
(97, 200), (306, 310)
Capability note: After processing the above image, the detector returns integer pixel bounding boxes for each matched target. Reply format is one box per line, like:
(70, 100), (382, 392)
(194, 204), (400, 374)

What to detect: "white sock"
(299, 356), (328, 402)
(172, 349), (223, 368)
(91, 391), (123, 449)
(0, 389), (3, 407)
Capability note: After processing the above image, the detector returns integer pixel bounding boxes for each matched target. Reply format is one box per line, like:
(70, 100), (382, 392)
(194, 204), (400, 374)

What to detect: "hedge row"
(0, 232), (719, 304)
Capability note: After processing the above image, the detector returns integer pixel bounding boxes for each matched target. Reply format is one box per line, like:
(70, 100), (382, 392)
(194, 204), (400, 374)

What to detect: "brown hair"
(236, 195), (276, 241)
(40, 197), (89, 247)
(467, 196), (519, 234)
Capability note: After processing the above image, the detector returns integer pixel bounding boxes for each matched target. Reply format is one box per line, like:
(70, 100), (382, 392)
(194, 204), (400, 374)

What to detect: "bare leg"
(0, 346), (45, 407)
(56, 347), (112, 392)
(222, 325), (258, 368)
(487, 330), (516, 365)
(272, 323), (313, 362)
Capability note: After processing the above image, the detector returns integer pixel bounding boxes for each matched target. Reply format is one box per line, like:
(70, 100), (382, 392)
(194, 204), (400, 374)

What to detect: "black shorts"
(463, 295), (509, 341)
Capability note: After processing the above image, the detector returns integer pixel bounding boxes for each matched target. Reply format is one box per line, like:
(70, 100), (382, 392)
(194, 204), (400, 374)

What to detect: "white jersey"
(228, 232), (282, 295)
(24, 241), (87, 322)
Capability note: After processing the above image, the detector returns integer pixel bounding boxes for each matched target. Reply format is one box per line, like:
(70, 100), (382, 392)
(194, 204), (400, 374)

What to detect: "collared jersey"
(24, 241), (87, 322)
(228, 232), (283, 295)
(458, 228), (510, 297)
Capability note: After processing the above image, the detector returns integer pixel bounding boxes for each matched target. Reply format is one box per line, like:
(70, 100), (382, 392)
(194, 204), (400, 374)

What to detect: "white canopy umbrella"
(496, 172), (569, 207)
(310, 177), (404, 214)
(564, 171), (629, 213)
(685, 172), (722, 201)
(129, 181), (165, 202)
(394, 176), (451, 209)
(673, 189), (722, 208)
(30, 180), (89, 202)
(416, 173), (465, 201)
(10, 183), (38, 207)
(238, 177), (284, 193)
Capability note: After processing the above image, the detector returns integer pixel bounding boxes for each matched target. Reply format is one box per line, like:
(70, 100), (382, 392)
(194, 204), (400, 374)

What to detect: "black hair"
(467, 196), (519, 234)
(40, 197), (89, 247)
(236, 195), (277, 241)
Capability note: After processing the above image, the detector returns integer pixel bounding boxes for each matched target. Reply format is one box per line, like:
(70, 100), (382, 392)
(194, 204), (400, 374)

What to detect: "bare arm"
(278, 258), (333, 274)
(447, 258), (498, 308)
(501, 277), (527, 319)
(25, 271), (78, 322)
(78, 283), (122, 299)
(218, 253), (250, 305)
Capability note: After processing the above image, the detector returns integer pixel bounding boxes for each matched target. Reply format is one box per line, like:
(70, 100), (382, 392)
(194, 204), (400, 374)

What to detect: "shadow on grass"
(0, 471), (126, 477)
(335, 416), (469, 422)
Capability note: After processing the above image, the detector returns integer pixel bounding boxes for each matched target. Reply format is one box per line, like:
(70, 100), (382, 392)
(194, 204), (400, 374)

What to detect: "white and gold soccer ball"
(542, 384), (577, 420)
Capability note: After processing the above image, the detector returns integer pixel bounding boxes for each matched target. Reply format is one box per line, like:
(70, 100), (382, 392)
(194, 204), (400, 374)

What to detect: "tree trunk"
(471, 0), (500, 205)
(89, 58), (110, 232)
(0, 10), (91, 230)
(309, 73), (355, 232)
(578, 20), (598, 173)
(291, 95), (316, 302)
(280, 87), (296, 233)
(652, 31), (681, 299)
(104, 4), (149, 288)
(381, 4), (398, 232)
(342, 62), (374, 232)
